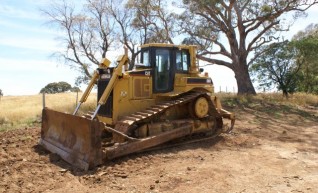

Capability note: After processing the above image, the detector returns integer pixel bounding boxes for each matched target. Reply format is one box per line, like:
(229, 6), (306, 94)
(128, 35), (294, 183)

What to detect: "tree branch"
(197, 55), (233, 69)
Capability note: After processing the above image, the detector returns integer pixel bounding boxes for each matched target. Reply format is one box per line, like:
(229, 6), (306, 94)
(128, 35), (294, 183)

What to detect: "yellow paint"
(100, 58), (111, 67)
(89, 44), (218, 125)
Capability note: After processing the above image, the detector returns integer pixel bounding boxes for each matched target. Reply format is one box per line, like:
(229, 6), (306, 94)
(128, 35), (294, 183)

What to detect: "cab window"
(140, 50), (150, 67)
(176, 50), (189, 72)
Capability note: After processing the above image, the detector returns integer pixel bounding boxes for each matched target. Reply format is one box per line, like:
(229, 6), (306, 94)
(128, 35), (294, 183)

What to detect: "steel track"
(113, 91), (213, 135)
(135, 131), (223, 155)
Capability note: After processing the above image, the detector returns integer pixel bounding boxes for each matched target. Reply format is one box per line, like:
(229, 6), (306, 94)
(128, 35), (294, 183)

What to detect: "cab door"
(153, 48), (174, 93)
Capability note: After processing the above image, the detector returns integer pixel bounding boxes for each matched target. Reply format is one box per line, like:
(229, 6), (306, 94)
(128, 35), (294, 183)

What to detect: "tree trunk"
(282, 90), (289, 98)
(129, 54), (137, 70)
(233, 63), (256, 95)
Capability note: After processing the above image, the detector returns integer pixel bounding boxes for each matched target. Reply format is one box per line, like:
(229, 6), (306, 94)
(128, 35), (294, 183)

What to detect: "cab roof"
(140, 43), (196, 50)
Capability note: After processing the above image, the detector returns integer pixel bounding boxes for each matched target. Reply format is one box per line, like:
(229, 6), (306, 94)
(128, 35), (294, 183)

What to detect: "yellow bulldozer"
(39, 43), (235, 170)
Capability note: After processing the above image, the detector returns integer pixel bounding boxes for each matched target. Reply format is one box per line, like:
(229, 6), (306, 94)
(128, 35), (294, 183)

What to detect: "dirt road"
(1, 103), (317, 193)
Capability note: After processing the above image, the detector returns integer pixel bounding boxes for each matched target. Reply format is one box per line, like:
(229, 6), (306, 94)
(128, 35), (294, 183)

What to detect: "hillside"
(0, 93), (317, 192)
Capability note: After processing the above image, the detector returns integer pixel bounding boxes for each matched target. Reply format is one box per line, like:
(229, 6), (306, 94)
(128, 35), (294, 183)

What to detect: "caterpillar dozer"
(39, 43), (235, 170)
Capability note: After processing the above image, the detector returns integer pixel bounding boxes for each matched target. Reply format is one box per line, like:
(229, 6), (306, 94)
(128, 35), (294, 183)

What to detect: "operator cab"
(138, 44), (191, 93)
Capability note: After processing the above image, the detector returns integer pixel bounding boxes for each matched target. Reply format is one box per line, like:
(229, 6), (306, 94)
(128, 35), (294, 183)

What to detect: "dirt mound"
(1, 105), (318, 193)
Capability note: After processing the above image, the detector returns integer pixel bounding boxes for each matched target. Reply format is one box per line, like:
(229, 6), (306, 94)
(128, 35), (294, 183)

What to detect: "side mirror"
(199, 68), (204, 73)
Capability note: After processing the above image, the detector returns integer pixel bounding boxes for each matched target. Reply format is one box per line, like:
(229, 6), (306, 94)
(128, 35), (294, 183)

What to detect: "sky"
(0, 1), (317, 96)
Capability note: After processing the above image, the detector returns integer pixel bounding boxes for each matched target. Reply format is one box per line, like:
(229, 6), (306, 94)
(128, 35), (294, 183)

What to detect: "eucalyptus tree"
(43, 0), (116, 84)
(180, 0), (318, 94)
(0, 89), (3, 100)
(250, 41), (300, 97)
(106, 0), (176, 69)
(292, 23), (318, 94)
(44, 0), (175, 79)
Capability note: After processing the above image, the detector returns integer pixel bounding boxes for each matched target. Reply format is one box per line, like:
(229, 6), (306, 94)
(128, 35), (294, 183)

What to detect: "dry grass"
(0, 92), (316, 132)
(0, 92), (97, 131)
(217, 92), (318, 107)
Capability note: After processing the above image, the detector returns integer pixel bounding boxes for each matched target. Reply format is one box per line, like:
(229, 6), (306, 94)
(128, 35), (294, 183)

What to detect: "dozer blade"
(39, 108), (103, 170)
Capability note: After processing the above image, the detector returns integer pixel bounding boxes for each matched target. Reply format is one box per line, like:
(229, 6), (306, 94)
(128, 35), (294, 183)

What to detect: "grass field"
(218, 92), (318, 107)
(0, 92), (97, 131)
(0, 92), (317, 132)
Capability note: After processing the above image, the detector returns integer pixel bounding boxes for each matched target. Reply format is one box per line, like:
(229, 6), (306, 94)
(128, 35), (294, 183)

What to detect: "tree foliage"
(250, 41), (301, 97)
(44, 0), (175, 80)
(179, 0), (318, 94)
(70, 86), (82, 93)
(291, 24), (318, 94)
(43, 0), (116, 84)
(40, 81), (80, 94)
(102, 0), (175, 70)
(126, 0), (176, 44)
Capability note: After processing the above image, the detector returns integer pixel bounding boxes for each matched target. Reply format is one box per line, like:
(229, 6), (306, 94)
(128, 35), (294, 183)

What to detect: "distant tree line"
(0, 89), (3, 100)
(40, 81), (81, 94)
(250, 24), (318, 97)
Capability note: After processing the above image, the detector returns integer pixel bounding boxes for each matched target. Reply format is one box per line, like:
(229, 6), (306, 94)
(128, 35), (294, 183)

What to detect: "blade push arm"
(73, 58), (111, 115)
(91, 55), (129, 120)
(73, 72), (98, 115)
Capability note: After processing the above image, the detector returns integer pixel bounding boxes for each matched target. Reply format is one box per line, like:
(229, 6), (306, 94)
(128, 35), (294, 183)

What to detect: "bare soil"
(1, 103), (318, 193)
